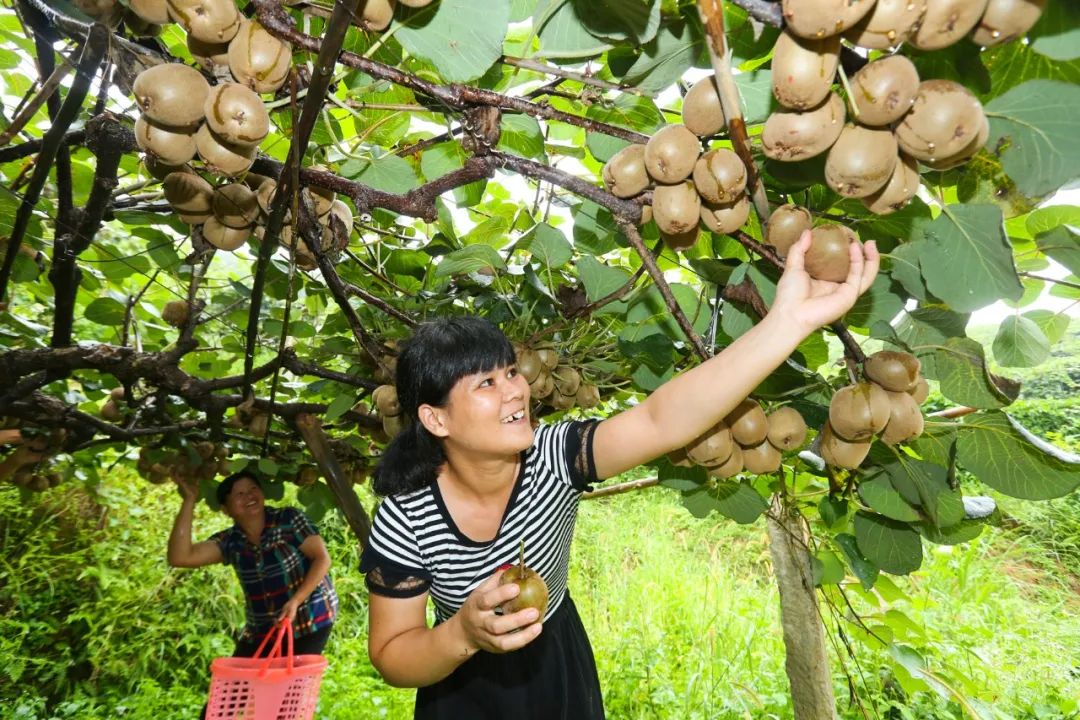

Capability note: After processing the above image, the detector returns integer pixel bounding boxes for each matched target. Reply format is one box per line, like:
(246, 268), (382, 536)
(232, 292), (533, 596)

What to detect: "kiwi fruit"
(255, 178), (278, 215)
(163, 171), (214, 216)
(762, 91), (846, 162)
(908, 376), (930, 405)
(766, 407), (808, 451)
(819, 422), (871, 469)
(305, 167), (337, 215)
(825, 124), (898, 198)
(202, 216), (250, 251)
(321, 199), (354, 250)
(895, 80), (986, 163)
(382, 413), (404, 437)
(144, 155), (191, 181)
(972, 0), (1047, 46)
(195, 123), (256, 177)
(880, 390), (925, 445)
(602, 144), (649, 198)
(294, 464), (319, 487)
(130, 0), (170, 24)
(692, 149), (746, 204)
(162, 300), (190, 327)
(849, 55), (920, 126)
(575, 383), (600, 409)
(644, 125), (700, 184)
(706, 444), (743, 479)
(829, 382), (891, 442)
(228, 19), (293, 94)
(166, 0), (241, 44)
(920, 113), (989, 171)
(844, 0), (927, 49)
(517, 349), (542, 383)
(499, 544), (549, 616)
(353, 0), (397, 31)
(771, 31), (840, 110)
(686, 422), (734, 465)
(700, 196), (750, 235)
(661, 227), (700, 252)
(551, 366), (581, 397)
(212, 183), (260, 228)
(911, 0), (991, 50)
(549, 391), (576, 410)
(372, 384), (401, 416)
(862, 153), (920, 215)
(682, 77), (724, 137)
(864, 350), (921, 392)
(727, 399), (768, 447)
(782, 0), (876, 39)
(188, 34), (231, 72)
(535, 344), (559, 371)
(74, 0), (124, 27)
(742, 439), (783, 474)
(806, 225), (857, 283)
(667, 447), (694, 468)
(765, 204), (813, 258)
(652, 181), (701, 235)
(530, 371), (554, 400)
(133, 63), (209, 129)
(204, 83), (269, 147)
(135, 116), (198, 166)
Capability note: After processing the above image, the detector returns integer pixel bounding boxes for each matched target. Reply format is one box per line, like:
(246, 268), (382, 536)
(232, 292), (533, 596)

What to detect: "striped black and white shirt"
(360, 421), (599, 623)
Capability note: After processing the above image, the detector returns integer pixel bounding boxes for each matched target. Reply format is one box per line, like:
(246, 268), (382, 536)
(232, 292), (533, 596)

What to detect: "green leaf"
(585, 94), (661, 162)
(626, 283), (709, 342)
(733, 69), (773, 125)
(616, 18), (702, 94)
(576, 256), (630, 301)
(818, 495), (848, 528)
(854, 511), (923, 576)
(919, 204), (1023, 313)
(257, 457), (280, 477)
(916, 519), (984, 546)
(518, 222), (573, 268)
(496, 114), (546, 159)
(433, 245), (506, 278)
(880, 458), (964, 529)
(395, 0), (511, 82)
(535, 0), (612, 58)
(462, 216), (511, 248)
(83, 297), (126, 326)
(1025, 204), (1080, 236)
(957, 412), (1080, 500)
(932, 337), (1017, 409)
(1029, 1), (1080, 60)
(658, 459), (706, 491)
(340, 153), (420, 193)
(844, 274), (905, 329)
(573, 200), (620, 254)
(985, 80), (1080, 198)
(992, 315), (1051, 367)
(1022, 309), (1070, 345)
(834, 533), (879, 590)
(324, 394), (355, 423)
(895, 305), (969, 377)
(1034, 226), (1080, 277)
(681, 480), (767, 524)
(858, 475), (920, 523)
(572, 0), (661, 45)
(812, 549), (845, 586)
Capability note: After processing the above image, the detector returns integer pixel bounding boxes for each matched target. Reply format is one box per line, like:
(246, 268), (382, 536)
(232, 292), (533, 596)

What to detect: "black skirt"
(415, 594), (604, 720)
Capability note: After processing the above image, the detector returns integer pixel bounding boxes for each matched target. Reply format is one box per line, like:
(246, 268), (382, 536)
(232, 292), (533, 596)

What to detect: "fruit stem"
(518, 540), (525, 571)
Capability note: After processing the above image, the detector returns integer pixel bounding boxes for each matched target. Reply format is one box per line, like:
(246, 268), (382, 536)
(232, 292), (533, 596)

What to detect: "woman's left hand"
(278, 597), (301, 625)
(769, 230), (880, 333)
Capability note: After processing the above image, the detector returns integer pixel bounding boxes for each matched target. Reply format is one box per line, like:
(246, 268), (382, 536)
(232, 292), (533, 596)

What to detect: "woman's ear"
(417, 403), (449, 438)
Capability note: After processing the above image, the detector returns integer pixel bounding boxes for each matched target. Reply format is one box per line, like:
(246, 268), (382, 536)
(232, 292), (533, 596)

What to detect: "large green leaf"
(518, 223), (573, 268)
(733, 70), (773, 125)
(616, 18), (702, 94)
(858, 475), (920, 523)
(992, 315), (1051, 368)
(932, 337), (1017, 409)
(534, 0), (612, 58)
(572, 200), (620, 255)
(844, 274), (905, 329)
(1029, 1), (1080, 61)
(433, 245), (506, 278)
(1022, 308), (1071, 346)
(834, 533), (879, 590)
(854, 511), (923, 576)
(496, 114), (546, 159)
(395, 0), (511, 82)
(918, 205), (1023, 313)
(83, 297), (126, 326)
(957, 412), (1080, 500)
(1033, 226), (1080, 277)
(985, 80), (1080, 197)
(571, 0), (660, 45)
(420, 142), (486, 207)
(895, 306), (970, 378)
(340, 153), (420, 193)
(681, 480), (768, 524)
(880, 458), (964, 530)
(576, 256), (630, 302)
(585, 94), (662, 162)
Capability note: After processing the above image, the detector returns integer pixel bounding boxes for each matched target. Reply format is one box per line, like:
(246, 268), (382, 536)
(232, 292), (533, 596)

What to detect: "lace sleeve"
(360, 547), (432, 599)
(564, 419), (600, 492)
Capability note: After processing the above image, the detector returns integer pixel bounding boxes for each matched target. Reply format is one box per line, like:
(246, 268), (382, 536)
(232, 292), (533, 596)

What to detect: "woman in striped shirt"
(361, 233), (879, 718)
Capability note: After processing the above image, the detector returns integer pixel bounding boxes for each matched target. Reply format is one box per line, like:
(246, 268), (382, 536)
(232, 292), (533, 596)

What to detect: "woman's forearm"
(291, 553), (331, 605)
(167, 499), (197, 567)
(371, 614), (475, 688)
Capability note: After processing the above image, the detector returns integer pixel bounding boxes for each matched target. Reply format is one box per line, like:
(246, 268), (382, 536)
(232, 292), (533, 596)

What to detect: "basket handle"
(254, 618), (295, 676)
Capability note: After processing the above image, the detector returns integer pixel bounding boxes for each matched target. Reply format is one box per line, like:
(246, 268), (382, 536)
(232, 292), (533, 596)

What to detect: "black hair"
(216, 469), (261, 506)
(373, 316), (516, 497)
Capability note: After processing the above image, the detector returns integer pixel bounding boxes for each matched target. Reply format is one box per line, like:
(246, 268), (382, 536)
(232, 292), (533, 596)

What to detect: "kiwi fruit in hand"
(499, 541), (549, 618)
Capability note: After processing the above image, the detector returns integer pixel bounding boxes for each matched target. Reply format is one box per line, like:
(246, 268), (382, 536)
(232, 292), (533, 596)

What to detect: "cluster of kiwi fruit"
(818, 349), (929, 469)
(515, 343), (600, 411)
(0, 426), (67, 492)
(669, 399), (809, 478)
(99, 386), (129, 422)
(136, 441), (230, 485)
(763, 204), (862, 283)
(762, 0), (1044, 215)
(370, 384), (406, 439)
(224, 395), (274, 438)
(602, 120), (750, 252)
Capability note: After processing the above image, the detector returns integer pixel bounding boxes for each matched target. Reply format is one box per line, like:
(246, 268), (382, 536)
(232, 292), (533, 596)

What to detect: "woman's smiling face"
(223, 477), (264, 521)
(436, 363), (533, 455)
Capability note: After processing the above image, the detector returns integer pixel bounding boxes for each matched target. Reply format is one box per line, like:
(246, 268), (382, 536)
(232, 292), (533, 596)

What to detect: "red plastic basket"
(205, 619), (328, 720)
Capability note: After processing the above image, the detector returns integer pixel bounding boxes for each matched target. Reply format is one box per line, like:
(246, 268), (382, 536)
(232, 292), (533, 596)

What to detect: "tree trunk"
(767, 496), (837, 720)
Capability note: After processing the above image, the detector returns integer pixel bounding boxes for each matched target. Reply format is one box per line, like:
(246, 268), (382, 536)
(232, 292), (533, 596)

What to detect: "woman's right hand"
(175, 477), (199, 504)
(456, 569), (543, 654)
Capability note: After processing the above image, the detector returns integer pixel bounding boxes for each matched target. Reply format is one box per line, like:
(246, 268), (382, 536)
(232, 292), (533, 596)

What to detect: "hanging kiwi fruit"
(643, 124), (701, 185)
(602, 144), (649, 198)
(499, 541), (549, 617)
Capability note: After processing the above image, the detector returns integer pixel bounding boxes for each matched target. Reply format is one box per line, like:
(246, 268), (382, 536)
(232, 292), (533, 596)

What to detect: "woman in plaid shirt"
(167, 470), (338, 657)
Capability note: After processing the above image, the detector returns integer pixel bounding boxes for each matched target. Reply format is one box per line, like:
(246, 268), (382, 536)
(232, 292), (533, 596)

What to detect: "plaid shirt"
(211, 506), (338, 641)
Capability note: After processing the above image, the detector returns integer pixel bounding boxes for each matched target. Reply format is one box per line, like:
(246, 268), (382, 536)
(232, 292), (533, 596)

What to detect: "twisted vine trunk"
(767, 497), (838, 720)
